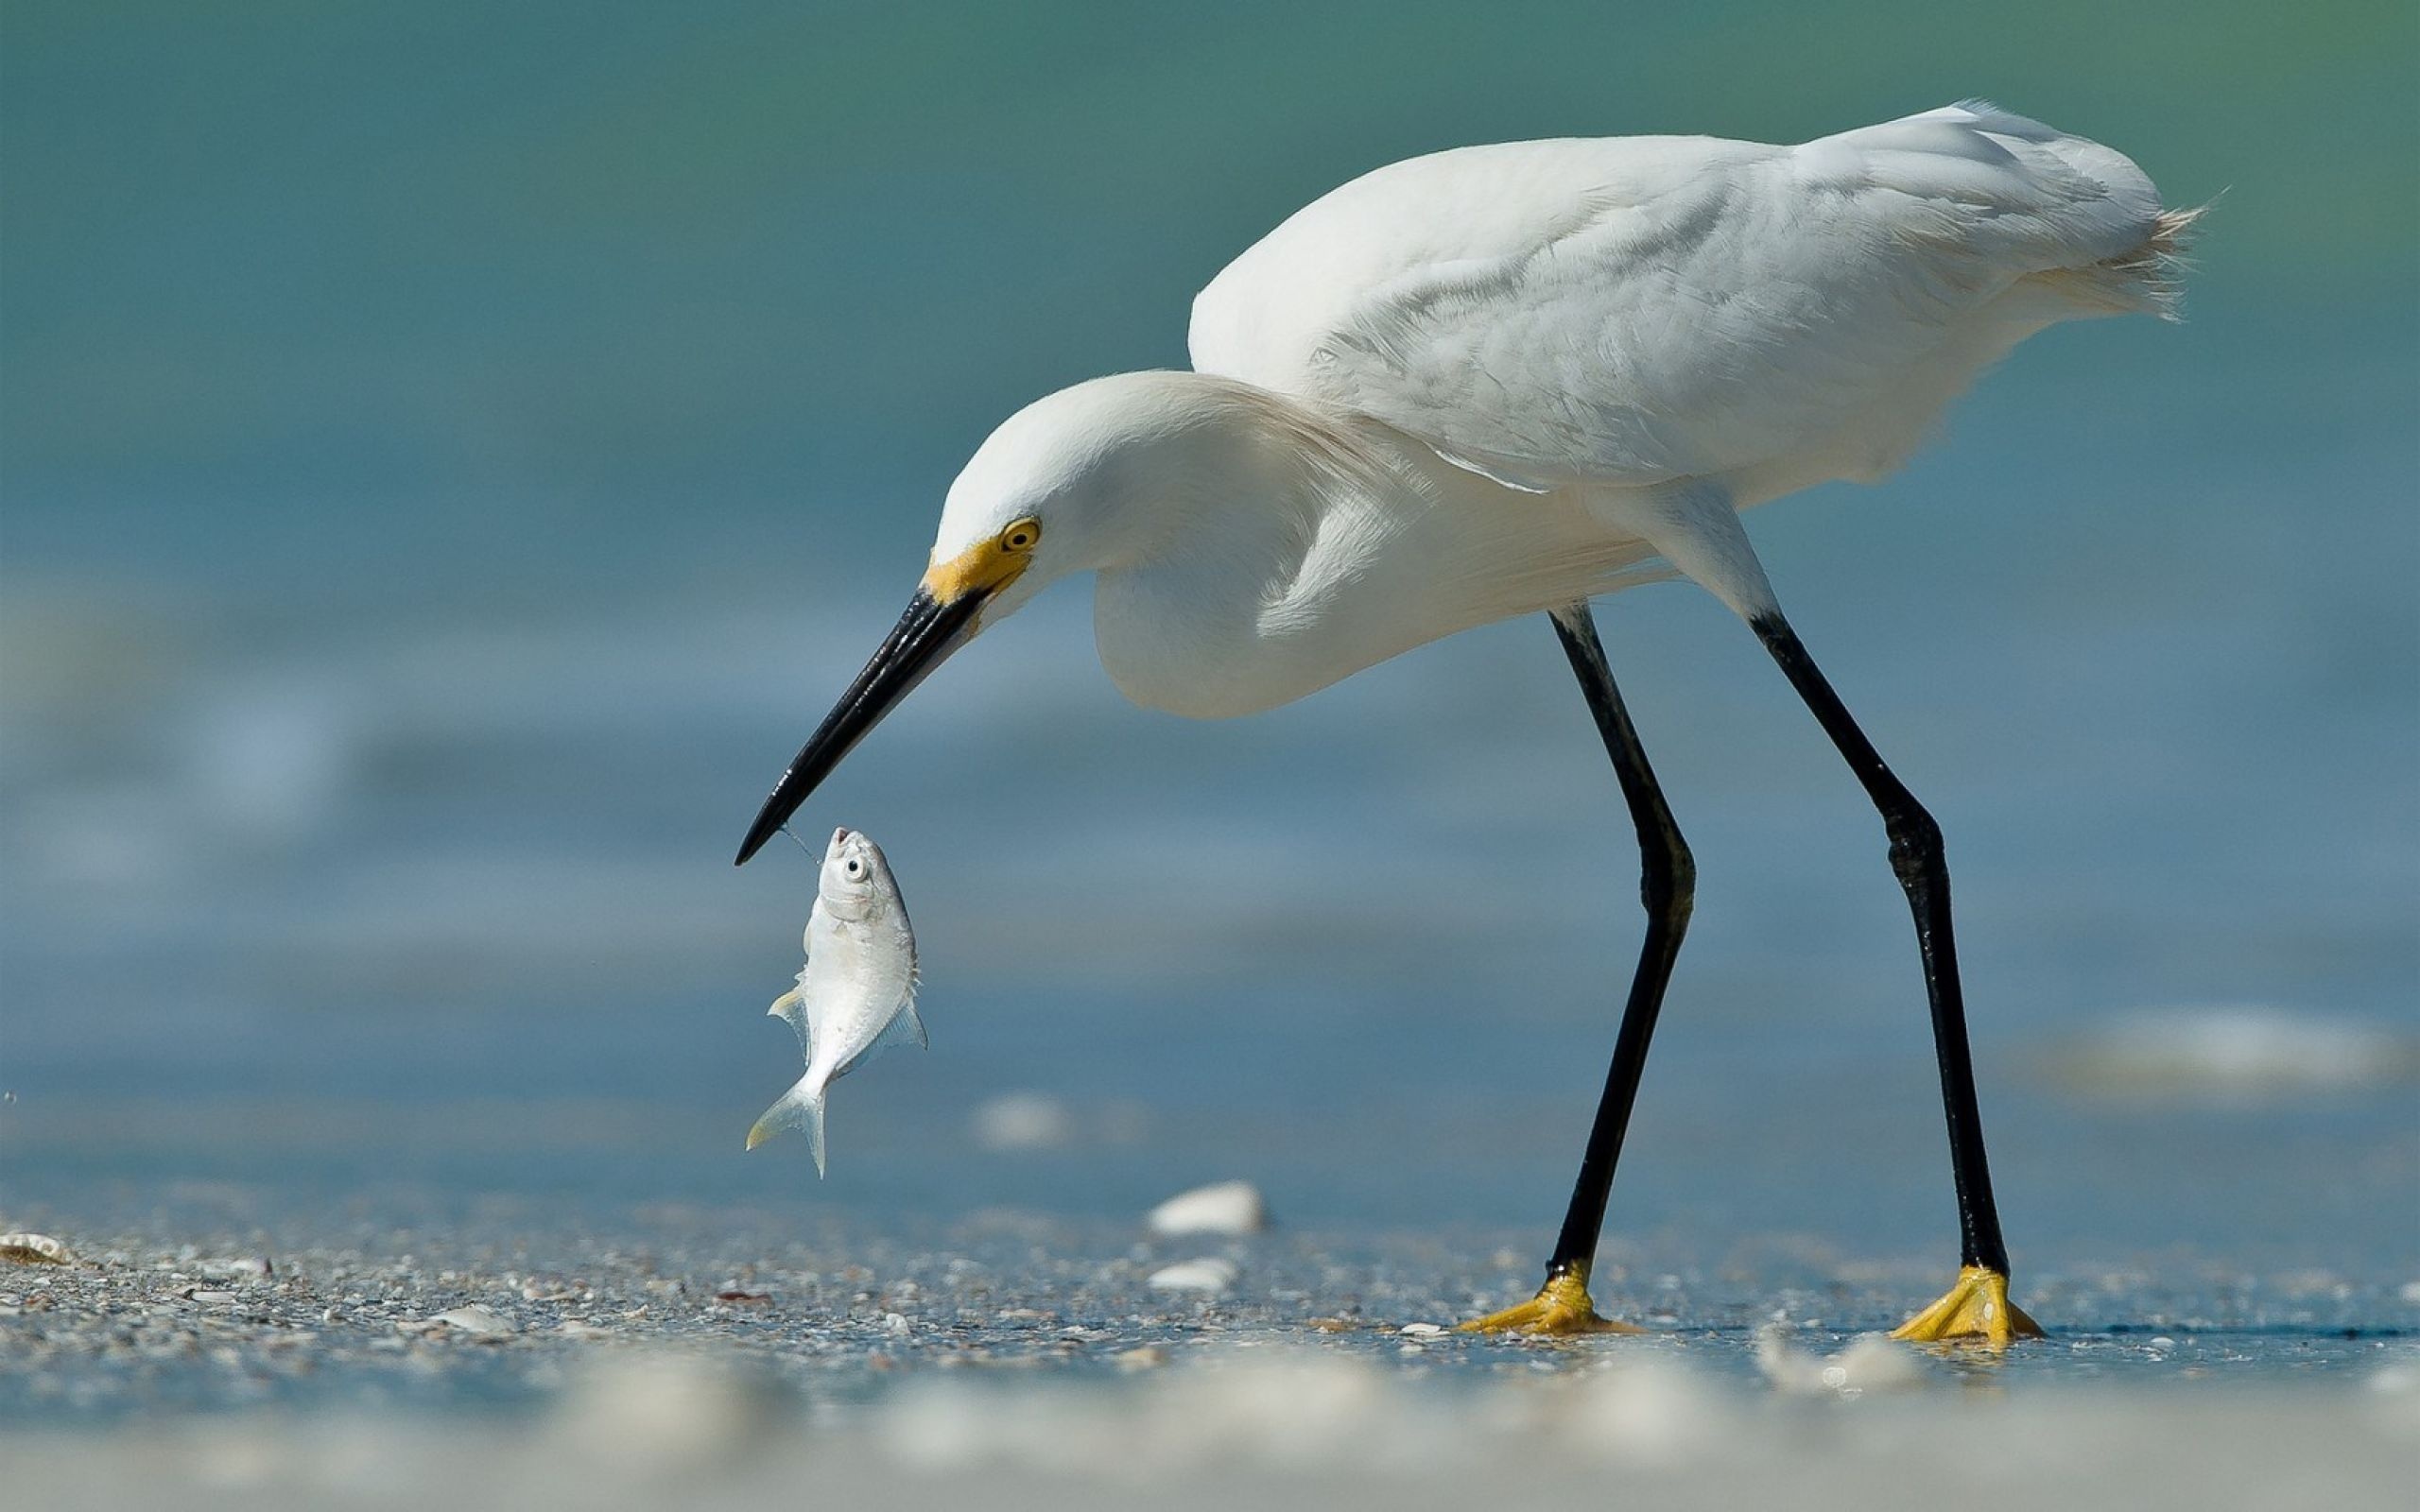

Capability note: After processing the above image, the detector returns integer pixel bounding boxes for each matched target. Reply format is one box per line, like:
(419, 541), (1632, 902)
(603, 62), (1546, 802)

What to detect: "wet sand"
(2, 1196), (2411, 1510)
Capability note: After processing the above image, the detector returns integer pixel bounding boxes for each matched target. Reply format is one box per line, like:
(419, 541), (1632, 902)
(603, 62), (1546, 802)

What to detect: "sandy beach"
(4, 1194), (2414, 1509)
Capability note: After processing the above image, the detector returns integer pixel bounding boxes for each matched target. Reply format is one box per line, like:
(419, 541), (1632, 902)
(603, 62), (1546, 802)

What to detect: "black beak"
(734, 585), (986, 865)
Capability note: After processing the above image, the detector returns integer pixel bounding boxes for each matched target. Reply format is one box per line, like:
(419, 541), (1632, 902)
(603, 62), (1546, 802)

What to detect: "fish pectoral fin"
(834, 1001), (929, 1081)
(875, 1001), (929, 1054)
(768, 988), (812, 1057)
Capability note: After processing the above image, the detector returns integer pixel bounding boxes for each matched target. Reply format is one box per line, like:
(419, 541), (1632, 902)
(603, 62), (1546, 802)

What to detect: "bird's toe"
(1457, 1264), (1644, 1336)
(1889, 1265), (2045, 1349)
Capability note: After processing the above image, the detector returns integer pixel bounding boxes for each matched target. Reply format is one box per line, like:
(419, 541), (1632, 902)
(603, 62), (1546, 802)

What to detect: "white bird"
(735, 102), (2193, 1343)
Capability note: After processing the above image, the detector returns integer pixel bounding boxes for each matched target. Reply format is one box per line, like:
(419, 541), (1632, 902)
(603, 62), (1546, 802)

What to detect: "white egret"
(736, 102), (2194, 1344)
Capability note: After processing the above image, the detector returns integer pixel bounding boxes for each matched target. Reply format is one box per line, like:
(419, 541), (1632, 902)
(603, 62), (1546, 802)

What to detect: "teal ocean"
(3, 3), (2413, 1291)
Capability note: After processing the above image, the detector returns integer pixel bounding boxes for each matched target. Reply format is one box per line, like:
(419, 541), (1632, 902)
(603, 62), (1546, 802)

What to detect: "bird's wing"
(1190, 103), (2168, 490)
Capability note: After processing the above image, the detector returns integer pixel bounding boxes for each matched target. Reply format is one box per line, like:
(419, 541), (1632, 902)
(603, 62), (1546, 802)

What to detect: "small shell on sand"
(0, 1233), (72, 1265)
(423, 1305), (516, 1336)
(1148, 1257), (1240, 1294)
(1147, 1181), (1268, 1237)
(198, 1255), (273, 1280)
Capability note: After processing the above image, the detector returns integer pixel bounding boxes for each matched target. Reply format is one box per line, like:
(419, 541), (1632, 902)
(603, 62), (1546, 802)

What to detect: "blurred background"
(3, 1), (2413, 1274)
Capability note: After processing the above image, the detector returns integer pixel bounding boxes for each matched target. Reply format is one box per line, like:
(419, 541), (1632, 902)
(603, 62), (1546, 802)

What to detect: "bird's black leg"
(1461, 603), (1692, 1334)
(1749, 610), (2040, 1345)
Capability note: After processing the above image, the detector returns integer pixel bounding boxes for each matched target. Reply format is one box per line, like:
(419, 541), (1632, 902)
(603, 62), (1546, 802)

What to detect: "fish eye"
(844, 858), (863, 877)
(999, 517), (1041, 553)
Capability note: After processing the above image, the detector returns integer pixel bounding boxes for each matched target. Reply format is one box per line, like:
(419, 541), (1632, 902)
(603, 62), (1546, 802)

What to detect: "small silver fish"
(746, 826), (923, 1174)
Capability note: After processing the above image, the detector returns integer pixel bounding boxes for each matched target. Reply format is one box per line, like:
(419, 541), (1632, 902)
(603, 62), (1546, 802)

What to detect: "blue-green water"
(3, 2), (2414, 1301)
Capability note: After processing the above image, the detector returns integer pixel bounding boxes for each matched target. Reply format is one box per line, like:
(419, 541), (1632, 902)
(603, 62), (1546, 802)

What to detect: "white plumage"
(754, 97), (2195, 789)
(1191, 101), (2187, 499)
(899, 103), (2195, 719)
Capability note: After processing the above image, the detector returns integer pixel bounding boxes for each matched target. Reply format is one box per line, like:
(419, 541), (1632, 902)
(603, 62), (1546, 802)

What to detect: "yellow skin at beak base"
(923, 537), (1032, 606)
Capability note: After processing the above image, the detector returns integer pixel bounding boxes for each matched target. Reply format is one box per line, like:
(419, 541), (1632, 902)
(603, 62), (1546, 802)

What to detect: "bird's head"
(735, 373), (1240, 864)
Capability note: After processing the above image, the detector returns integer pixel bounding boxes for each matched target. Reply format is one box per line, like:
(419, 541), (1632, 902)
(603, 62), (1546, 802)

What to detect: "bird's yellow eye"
(1000, 518), (1041, 553)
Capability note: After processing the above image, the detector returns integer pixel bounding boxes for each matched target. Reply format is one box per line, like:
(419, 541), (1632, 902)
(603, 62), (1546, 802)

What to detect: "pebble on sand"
(1147, 1181), (1268, 1237)
(1148, 1257), (1240, 1295)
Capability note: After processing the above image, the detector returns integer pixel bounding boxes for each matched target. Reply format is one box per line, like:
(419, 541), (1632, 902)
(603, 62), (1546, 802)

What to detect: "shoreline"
(4, 1192), (2414, 1509)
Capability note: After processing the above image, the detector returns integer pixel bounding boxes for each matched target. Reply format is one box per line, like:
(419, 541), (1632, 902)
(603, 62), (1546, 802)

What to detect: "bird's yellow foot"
(1457, 1263), (1643, 1335)
(1890, 1265), (2044, 1349)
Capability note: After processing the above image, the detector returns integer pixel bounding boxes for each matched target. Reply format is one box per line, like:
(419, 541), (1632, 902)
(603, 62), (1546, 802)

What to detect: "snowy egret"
(736, 103), (2193, 1343)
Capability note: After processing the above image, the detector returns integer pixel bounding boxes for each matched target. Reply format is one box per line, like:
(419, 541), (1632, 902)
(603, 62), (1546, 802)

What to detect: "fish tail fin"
(745, 1076), (829, 1177)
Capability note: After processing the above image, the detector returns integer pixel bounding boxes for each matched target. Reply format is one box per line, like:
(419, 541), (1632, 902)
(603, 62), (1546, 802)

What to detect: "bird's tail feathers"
(745, 1074), (828, 1177)
(2027, 202), (2209, 320)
